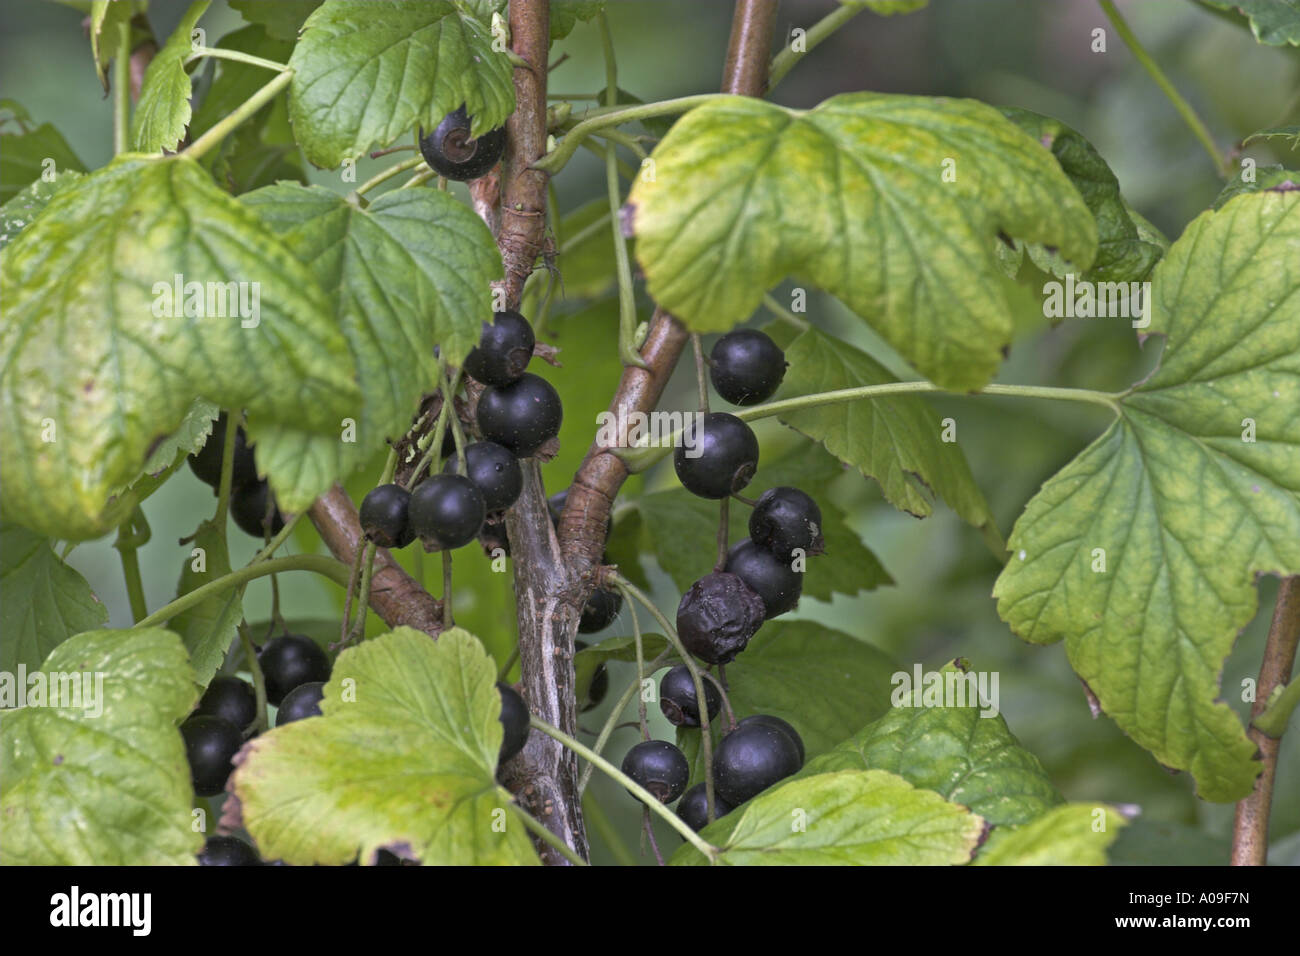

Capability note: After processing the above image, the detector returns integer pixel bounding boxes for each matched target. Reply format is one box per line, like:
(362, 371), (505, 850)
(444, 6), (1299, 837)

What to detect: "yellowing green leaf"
(973, 803), (1126, 865)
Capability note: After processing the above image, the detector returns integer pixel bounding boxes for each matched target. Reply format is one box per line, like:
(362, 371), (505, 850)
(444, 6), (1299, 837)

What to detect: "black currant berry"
(444, 441), (522, 512)
(476, 373), (563, 458)
(724, 539), (802, 619)
(578, 587), (622, 633)
(463, 310), (535, 387)
(621, 740), (689, 804)
(709, 329), (787, 406)
(198, 835), (261, 866)
(658, 665), (722, 728)
(739, 714), (805, 766)
(359, 483), (414, 549)
(195, 675), (257, 734)
(673, 412), (759, 499)
(749, 486), (824, 559)
(676, 572), (765, 664)
(677, 782), (734, 833)
(188, 411), (258, 490)
(497, 681), (529, 764)
(409, 474), (486, 549)
(574, 641), (609, 713)
(230, 479), (285, 539)
(418, 105), (506, 182)
(712, 718), (803, 806)
(258, 634), (331, 706)
(181, 715), (243, 797)
(276, 681), (326, 726)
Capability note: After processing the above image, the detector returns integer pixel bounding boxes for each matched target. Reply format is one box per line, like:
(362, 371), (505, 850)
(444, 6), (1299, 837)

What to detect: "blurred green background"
(2, 0), (1297, 865)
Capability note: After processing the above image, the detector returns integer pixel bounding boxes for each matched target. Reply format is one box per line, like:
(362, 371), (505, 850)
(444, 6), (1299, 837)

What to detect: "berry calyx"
(195, 675), (257, 734)
(444, 441), (522, 513)
(712, 717), (803, 806)
(258, 634), (331, 706)
(230, 479), (285, 539)
(476, 372), (563, 458)
(676, 572), (765, 664)
(709, 329), (787, 406)
(673, 412), (759, 499)
(621, 740), (690, 804)
(181, 714), (243, 797)
(749, 486), (823, 560)
(724, 539), (803, 619)
(188, 411), (258, 490)
(276, 681), (326, 726)
(738, 714), (805, 766)
(497, 681), (529, 764)
(418, 105), (506, 182)
(676, 783), (734, 832)
(574, 640), (609, 713)
(359, 483), (414, 549)
(198, 835), (261, 866)
(578, 587), (622, 633)
(658, 665), (722, 727)
(463, 310), (535, 387)
(408, 473), (486, 550)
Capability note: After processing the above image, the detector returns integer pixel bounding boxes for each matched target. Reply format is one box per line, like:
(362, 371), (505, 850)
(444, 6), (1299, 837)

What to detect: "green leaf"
(574, 634), (673, 704)
(133, 398), (219, 485)
(190, 24), (293, 143)
(1244, 125), (1300, 150)
(993, 187), (1300, 802)
(0, 155), (357, 540)
(972, 803), (1125, 865)
(627, 93), (1096, 391)
(636, 442), (892, 601)
(229, 0), (321, 41)
(0, 523), (108, 673)
(0, 116), (86, 204)
(131, 1), (211, 153)
(169, 521), (243, 688)
(1002, 107), (1163, 283)
(774, 327), (1001, 548)
(239, 182), (500, 510)
(1196, 0), (1300, 45)
(461, 0), (606, 42)
(672, 769), (985, 865)
(801, 660), (1061, 825)
(0, 627), (202, 865)
(1212, 164), (1298, 209)
(0, 169), (83, 252)
(232, 627), (539, 865)
(89, 0), (141, 89)
(1108, 819), (1232, 866)
(287, 0), (514, 168)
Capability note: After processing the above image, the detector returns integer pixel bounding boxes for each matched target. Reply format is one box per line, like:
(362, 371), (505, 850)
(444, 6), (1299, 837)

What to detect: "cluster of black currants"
(359, 309), (562, 554)
(673, 330), (823, 664)
(188, 412), (286, 538)
(618, 664), (805, 832)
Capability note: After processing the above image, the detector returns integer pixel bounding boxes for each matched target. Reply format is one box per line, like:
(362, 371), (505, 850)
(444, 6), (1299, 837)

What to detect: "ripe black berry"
(621, 740), (689, 804)
(659, 665), (722, 727)
(189, 411), (258, 490)
(276, 681), (325, 726)
(497, 681), (529, 764)
(574, 641), (609, 713)
(463, 310), (535, 387)
(359, 483), (414, 549)
(181, 715), (243, 797)
(230, 479), (285, 539)
(739, 714), (805, 766)
(408, 473), (486, 549)
(258, 634), (331, 706)
(418, 105), (507, 182)
(476, 373), (563, 458)
(198, 835), (261, 866)
(676, 572), (765, 664)
(677, 782), (734, 832)
(578, 587), (622, 633)
(712, 718), (803, 806)
(709, 329), (787, 406)
(195, 675), (257, 734)
(724, 539), (802, 619)
(749, 486), (823, 559)
(444, 441), (522, 512)
(674, 412), (759, 499)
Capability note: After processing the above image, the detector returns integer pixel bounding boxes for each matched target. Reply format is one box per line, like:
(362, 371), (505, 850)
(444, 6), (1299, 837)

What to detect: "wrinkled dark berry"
(676, 572), (765, 664)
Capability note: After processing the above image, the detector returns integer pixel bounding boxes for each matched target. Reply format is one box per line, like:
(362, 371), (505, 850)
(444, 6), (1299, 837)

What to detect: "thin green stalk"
(1098, 0), (1225, 173)
(112, 21), (130, 155)
(497, 643), (521, 682)
(530, 716), (718, 862)
(406, 366), (456, 489)
(615, 581), (651, 739)
(441, 550), (454, 628)
(185, 46), (288, 73)
(512, 805), (589, 865)
(400, 167), (438, 189)
(239, 622), (269, 733)
(183, 69), (293, 162)
(353, 154), (426, 198)
(580, 139), (638, 182)
(135, 554), (351, 628)
(114, 526), (148, 623)
(582, 790), (638, 867)
(767, 3), (862, 92)
(593, 128), (648, 160)
(561, 208), (613, 254)
(578, 648), (675, 794)
(346, 542), (378, 644)
(252, 511), (302, 563)
(762, 293), (810, 330)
